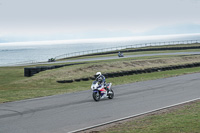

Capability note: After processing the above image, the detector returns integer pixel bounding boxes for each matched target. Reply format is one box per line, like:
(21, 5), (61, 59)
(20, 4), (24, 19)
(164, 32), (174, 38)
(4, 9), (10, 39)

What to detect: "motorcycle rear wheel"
(93, 92), (100, 101)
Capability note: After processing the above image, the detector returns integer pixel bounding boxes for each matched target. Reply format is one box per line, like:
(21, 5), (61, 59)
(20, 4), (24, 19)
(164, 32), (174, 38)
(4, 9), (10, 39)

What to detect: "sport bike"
(118, 52), (124, 57)
(91, 81), (114, 101)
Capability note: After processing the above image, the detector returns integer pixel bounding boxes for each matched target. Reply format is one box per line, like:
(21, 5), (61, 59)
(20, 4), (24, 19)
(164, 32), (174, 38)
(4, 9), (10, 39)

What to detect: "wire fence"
(55, 40), (200, 60)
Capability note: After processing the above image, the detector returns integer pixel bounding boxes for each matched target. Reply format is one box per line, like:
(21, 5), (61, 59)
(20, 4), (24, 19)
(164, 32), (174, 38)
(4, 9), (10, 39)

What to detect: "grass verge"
(100, 100), (200, 133)
(0, 65), (200, 103)
(35, 55), (200, 81)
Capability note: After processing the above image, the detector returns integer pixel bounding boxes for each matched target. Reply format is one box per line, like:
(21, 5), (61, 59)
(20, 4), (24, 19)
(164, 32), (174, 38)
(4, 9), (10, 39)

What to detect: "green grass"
(1, 43), (200, 133)
(0, 65), (200, 103)
(101, 100), (200, 133)
(40, 54), (200, 81)
(1, 44), (200, 103)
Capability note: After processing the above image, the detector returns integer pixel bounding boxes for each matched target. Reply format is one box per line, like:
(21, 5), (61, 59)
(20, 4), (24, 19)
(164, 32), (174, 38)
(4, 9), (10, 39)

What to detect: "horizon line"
(0, 33), (200, 46)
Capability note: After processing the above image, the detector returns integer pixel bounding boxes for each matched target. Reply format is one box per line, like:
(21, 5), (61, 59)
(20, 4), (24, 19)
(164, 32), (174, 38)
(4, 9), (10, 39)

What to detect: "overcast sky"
(0, 0), (200, 42)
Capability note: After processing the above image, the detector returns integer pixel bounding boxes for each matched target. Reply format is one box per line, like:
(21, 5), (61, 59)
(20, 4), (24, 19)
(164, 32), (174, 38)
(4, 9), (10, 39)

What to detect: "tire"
(108, 90), (114, 99)
(93, 92), (100, 101)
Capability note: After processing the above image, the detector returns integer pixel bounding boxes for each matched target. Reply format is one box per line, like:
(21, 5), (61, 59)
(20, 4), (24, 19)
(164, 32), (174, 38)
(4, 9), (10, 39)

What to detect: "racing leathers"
(96, 74), (111, 93)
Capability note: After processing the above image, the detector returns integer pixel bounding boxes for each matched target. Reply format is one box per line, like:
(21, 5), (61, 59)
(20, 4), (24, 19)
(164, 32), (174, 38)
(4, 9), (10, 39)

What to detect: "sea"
(0, 34), (200, 66)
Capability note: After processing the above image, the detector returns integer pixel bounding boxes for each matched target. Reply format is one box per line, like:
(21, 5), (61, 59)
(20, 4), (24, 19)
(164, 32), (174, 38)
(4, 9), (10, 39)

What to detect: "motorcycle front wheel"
(108, 90), (114, 99)
(93, 92), (100, 101)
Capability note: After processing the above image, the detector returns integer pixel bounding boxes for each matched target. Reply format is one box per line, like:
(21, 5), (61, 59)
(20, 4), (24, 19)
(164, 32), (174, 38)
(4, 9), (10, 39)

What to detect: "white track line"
(69, 97), (200, 133)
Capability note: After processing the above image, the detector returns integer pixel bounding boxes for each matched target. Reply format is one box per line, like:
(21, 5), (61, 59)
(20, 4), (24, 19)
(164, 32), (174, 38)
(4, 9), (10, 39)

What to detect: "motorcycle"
(118, 52), (124, 57)
(91, 81), (114, 101)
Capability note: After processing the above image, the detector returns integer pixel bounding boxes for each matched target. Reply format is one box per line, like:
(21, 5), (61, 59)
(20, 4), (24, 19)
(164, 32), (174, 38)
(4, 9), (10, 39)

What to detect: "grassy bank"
(101, 100), (200, 133)
(0, 44), (200, 103)
(39, 54), (200, 81)
(0, 63), (200, 103)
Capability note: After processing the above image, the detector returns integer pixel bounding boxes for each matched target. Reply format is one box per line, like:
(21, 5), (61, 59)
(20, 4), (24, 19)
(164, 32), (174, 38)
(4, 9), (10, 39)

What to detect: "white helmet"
(96, 72), (101, 76)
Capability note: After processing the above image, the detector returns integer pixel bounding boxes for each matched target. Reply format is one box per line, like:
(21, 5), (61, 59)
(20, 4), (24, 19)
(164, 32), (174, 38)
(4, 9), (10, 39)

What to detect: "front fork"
(107, 83), (112, 91)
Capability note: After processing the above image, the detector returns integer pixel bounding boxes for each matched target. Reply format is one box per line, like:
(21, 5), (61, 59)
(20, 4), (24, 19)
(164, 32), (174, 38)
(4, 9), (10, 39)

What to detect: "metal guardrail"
(54, 40), (200, 60)
(2, 40), (199, 67)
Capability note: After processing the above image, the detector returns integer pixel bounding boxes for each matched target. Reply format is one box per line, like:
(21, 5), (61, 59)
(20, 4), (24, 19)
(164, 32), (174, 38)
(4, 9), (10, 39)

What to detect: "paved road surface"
(0, 73), (200, 133)
(3, 51), (200, 66)
(56, 51), (200, 64)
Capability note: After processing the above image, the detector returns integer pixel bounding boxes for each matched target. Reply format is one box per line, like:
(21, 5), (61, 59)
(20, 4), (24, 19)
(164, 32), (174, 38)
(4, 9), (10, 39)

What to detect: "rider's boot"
(105, 83), (112, 94)
(108, 90), (112, 94)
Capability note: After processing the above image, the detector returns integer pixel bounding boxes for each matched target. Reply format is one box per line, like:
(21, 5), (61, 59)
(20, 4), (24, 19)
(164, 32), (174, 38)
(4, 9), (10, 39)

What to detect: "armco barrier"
(54, 40), (199, 60)
(57, 62), (200, 83)
(57, 45), (200, 60)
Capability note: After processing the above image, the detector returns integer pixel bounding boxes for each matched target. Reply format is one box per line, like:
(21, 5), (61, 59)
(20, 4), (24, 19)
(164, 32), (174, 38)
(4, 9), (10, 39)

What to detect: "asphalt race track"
(0, 73), (200, 133)
(6, 51), (200, 66)
(36, 51), (200, 65)
(59, 51), (200, 63)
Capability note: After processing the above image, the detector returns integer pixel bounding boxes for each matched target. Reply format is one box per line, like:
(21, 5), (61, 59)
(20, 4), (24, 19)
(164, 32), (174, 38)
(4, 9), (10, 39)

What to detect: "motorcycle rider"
(118, 51), (123, 57)
(95, 72), (112, 94)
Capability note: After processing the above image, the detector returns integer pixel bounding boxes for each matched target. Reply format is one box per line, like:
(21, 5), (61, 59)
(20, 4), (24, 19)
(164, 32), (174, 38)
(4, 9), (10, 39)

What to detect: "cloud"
(0, 0), (200, 41)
